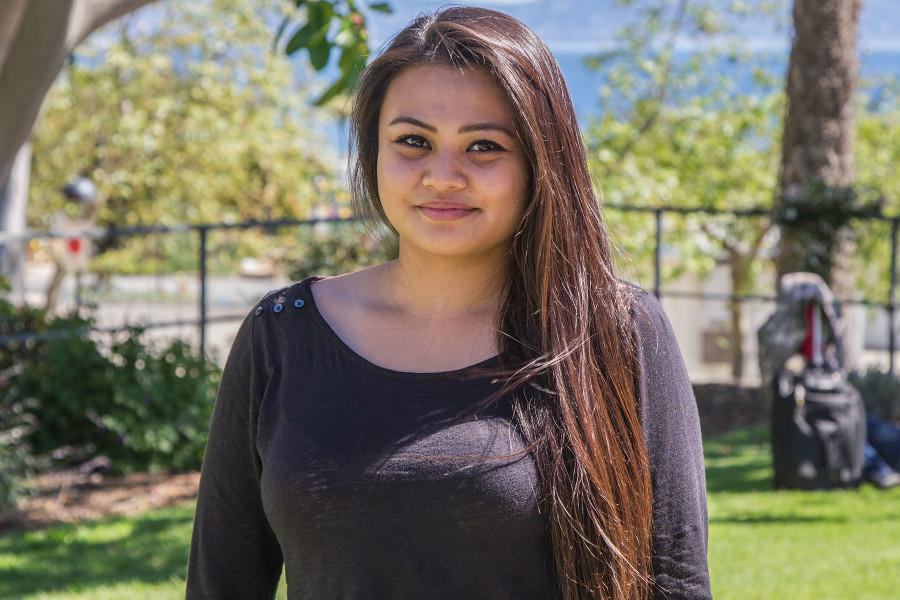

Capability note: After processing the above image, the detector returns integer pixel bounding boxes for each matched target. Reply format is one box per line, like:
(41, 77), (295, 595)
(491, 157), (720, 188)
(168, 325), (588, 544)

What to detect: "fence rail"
(2, 206), (898, 373)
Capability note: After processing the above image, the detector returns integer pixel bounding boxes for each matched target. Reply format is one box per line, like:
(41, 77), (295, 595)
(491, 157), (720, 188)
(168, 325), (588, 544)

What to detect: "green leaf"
(367, 2), (392, 13)
(337, 45), (363, 72)
(334, 26), (356, 49)
(286, 21), (321, 55)
(283, 1), (335, 57)
(308, 37), (332, 71)
(307, 1), (335, 30)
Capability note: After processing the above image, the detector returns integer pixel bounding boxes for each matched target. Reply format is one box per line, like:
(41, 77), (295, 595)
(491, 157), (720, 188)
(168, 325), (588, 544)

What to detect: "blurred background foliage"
(578, 0), (898, 381)
(585, 0), (899, 298)
(29, 0), (347, 275)
(24, 0), (900, 297)
(0, 276), (219, 509)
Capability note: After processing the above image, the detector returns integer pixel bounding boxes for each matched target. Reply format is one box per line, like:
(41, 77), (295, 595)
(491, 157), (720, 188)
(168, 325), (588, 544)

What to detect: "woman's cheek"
(380, 150), (422, 183)
(484, 163), (525, 198)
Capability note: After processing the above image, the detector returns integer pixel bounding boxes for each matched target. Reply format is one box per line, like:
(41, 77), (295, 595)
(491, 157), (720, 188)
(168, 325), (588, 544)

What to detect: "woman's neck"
(381, 245), (508, 323)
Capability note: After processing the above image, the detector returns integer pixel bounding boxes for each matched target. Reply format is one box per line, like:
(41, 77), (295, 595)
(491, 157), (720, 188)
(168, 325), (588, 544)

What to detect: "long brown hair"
(348, 7), (653, 599)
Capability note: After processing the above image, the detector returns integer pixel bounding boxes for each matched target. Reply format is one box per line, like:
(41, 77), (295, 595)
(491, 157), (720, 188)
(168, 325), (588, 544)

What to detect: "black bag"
(771, 367), (866, 490)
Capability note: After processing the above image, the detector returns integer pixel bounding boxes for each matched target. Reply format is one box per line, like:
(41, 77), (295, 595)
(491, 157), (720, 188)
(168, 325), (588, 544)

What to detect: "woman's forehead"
(379, 64), (515, 130)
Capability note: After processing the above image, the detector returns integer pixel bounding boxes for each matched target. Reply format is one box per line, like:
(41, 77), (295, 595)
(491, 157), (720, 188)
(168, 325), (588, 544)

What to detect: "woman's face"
(376, 64), (529, 260)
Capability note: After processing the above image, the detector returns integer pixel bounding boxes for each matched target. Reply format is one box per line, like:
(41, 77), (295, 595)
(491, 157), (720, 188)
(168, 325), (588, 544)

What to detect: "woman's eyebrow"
(388, 116), (515, 138)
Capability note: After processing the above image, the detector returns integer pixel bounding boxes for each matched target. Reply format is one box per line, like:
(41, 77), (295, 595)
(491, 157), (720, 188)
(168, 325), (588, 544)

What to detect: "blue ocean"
(554, 49), (898, 123)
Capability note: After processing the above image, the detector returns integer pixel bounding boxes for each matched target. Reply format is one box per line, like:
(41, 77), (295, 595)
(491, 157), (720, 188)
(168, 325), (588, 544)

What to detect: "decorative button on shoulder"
(254, 305), (264, 316)
(273, 303), (284, 313)
(293, 298), (305, 309)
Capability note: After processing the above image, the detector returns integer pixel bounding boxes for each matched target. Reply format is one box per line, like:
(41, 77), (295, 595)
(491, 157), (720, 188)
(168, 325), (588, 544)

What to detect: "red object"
(800, 302), (815, 362)
(67, 238), (82, 254)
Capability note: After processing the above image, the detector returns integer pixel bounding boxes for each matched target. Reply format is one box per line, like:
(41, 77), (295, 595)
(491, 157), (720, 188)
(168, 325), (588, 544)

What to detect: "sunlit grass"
(705, 425), (900, 599)
(0, 500), (286, 600)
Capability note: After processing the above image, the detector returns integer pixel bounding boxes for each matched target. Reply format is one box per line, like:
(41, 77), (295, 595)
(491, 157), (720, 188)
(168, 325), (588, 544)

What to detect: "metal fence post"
(654, 209), (663, 299)
(890, 219), (898, 374)
(198, 225), (209, 358)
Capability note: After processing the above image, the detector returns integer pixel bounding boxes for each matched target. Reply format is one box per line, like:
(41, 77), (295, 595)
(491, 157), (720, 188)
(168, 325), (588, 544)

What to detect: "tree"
(589, 89), (782, 382)
(588, 0), (897, 382)
(0, 0), (159, 300)
(1, 0), (389, 300)
(585, 0), (786, 382)
(0, 1), (161, 186)
(775, 0), (863, 292)
(28, 0), (342, 280)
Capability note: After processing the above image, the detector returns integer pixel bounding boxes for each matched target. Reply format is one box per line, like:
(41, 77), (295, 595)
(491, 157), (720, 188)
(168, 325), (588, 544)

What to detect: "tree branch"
(0, 0), (159, 184)
(639, 0), (689, 133)
(699, 218), (735, 253)
(0, 0), (29, 70)
(747, 218), (772, 263)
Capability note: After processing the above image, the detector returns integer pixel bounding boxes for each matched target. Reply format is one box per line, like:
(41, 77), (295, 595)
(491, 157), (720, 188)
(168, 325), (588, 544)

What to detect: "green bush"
(849, 366), (900, 422)
(0, 396), (36, 508)
(0, 285), (46, 507)
(0, 284), (219, 508)
(22, 325), (219, 474)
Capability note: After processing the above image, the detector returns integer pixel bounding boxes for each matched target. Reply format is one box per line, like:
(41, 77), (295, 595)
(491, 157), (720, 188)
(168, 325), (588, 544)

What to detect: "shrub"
(0, 283), (219, 508)
(0, 401), (36, 508)
(0, 285), (45, 507)
(21, 324), (219, 474)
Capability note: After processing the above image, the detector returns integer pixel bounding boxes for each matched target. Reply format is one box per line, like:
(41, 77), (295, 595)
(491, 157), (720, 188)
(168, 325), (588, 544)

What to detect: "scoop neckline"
(300, 275), (502, 381)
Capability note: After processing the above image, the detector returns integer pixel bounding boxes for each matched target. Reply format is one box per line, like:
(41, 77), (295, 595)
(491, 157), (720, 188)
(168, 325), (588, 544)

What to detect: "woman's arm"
(186, 305), (284, 599)
(631, 289), (712, 600)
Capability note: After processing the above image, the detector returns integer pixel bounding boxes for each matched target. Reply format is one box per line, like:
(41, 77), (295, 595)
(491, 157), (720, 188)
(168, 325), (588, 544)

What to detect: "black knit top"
(185, 275), (711, 599)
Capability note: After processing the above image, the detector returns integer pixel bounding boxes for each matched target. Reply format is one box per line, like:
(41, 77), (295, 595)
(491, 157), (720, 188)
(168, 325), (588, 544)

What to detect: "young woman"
(186, 6), (710, 600)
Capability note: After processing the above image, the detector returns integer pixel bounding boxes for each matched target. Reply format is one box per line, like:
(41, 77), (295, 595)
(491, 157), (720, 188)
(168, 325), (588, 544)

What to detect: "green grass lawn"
(1, 425), (898, 599)
(705, 426), (900, 599)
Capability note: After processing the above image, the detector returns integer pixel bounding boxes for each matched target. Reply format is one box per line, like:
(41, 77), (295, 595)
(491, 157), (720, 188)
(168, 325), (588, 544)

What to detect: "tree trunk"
(0, 0), (29, 68)
(44, 263), (67, 315)
(776, 0), (862, 295)
(728, 251), (748, 385)
(0, 142), (32, 303)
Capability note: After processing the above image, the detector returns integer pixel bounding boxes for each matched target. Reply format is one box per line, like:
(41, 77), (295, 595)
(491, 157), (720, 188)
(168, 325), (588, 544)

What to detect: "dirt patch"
(0, 470), (200, 534)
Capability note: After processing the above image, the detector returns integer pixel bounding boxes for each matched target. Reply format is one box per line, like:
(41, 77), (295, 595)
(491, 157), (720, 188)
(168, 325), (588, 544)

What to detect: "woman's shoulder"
(252, 280), (308, 313)
(236, 276), (321, 345)
(616, 280), (695, 424)
(616, 279), (669, 346)
(242, 265), (385, 350)
(616, 279), (689, 393)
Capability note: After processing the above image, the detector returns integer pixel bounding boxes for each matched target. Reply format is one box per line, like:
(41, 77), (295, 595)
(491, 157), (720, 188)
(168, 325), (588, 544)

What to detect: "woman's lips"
(417, 206), (478, 221)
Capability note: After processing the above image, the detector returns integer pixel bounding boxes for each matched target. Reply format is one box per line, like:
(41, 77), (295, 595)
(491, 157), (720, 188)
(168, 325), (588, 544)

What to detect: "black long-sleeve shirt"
(186, 275), (711, 599)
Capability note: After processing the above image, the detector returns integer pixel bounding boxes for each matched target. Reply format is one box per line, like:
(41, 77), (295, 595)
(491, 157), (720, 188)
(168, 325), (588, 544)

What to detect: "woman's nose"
(421, 152), (466, 192)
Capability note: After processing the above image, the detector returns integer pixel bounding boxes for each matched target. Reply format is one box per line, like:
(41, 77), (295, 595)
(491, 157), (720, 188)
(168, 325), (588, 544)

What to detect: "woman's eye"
(392, 135), (505, 153)
(469, 140), (504, 152)
(396, 135), (429, 149)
